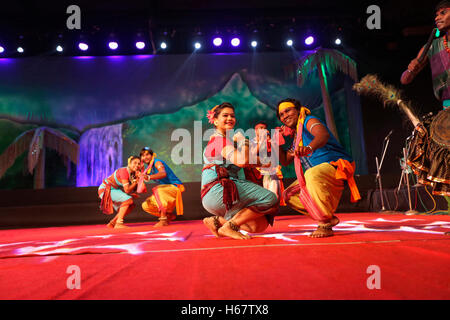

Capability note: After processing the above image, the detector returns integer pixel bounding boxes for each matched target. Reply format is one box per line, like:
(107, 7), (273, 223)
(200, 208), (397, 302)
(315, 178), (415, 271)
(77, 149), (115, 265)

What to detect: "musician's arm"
(400, 46), (428, 85)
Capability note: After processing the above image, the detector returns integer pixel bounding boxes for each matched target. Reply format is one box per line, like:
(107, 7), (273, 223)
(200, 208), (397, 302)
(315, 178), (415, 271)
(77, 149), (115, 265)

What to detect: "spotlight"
(108, 41), (118, 50)
(160, 42), (167, 50)
(213, 37), (223, 47)
(135, 41), (146, 50)
(0, 46), (4, 54)
(286, 39), (294, 46)
(56, 45), (63, 52)
(305, 36), (314, 45)
(231, 37), (240, 47)
(334, 38), (342, 45)
(251, 40), (258, 48)
(17, 47), (24, 53)
(78, 42), (89, 51)
(194, 42), (201, 50)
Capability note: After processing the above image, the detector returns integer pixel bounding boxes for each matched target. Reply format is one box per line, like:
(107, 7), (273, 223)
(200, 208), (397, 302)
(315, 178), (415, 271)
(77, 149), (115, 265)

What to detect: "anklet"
(213, 216), (221, 230)
(228, 221), (240, 231)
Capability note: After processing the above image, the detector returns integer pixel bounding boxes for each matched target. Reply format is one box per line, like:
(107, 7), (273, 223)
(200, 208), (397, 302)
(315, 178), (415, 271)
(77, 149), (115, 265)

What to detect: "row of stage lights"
(0, 35), (343, 56)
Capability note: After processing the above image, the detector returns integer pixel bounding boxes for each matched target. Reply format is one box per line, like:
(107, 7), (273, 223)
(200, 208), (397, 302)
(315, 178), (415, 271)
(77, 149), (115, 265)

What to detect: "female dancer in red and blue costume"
(201, 102), (279, 240)
(98, 156), (141, 229)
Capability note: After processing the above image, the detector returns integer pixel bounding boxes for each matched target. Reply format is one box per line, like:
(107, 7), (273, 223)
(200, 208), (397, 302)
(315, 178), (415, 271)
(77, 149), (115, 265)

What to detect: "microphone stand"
(402, 141), (419, 215)
(375, 132), (392, 212)
(397, 134), (413, 192)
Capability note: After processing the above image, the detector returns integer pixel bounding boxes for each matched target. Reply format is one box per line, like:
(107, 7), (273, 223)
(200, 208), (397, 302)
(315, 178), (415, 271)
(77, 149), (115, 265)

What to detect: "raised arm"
(144, 161), (167, 181)
(400, 46), (428, 85)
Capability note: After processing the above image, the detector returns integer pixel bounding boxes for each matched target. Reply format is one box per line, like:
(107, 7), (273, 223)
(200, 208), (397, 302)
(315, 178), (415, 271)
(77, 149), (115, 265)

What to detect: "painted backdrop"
(0, 51), (367, 189)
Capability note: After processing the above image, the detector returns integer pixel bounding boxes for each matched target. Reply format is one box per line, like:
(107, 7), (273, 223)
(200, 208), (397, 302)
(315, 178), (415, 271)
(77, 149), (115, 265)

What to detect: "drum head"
(430, 108), (450, 148)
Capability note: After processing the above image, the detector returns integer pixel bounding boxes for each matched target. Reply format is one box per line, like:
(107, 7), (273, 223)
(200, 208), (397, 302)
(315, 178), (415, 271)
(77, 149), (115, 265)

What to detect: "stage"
(1, 212), (449, 300)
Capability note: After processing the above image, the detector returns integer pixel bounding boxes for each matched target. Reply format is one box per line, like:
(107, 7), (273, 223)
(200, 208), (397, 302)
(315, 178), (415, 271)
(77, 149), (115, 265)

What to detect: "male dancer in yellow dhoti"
(275, 99), (361, 238)
(138, 147), (184, 227)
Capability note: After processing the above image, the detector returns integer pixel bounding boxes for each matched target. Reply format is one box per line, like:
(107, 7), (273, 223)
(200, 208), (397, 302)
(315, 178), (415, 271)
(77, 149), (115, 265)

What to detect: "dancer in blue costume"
(139, 147), (185, 227)
(201, 102), (278, 240)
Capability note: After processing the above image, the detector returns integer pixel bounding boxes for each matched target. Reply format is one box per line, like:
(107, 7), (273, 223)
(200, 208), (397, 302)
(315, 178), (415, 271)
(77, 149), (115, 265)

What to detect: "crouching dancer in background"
(98, 156), (141, 229)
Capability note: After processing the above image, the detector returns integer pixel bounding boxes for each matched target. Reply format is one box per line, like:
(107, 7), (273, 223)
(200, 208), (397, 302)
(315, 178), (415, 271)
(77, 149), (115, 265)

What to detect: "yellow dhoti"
(284, 162), (344, 219)
(142, 184), (184, 217)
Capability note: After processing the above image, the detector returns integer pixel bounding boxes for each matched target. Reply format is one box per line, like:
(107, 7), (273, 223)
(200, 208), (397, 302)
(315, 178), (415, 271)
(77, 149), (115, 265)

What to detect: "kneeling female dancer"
(98, 156), (141, 228)
(201, 102), (278, 240)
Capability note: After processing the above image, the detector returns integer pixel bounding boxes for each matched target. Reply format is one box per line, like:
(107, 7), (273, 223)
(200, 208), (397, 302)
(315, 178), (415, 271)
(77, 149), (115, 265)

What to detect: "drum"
(430, 108), (450, 149)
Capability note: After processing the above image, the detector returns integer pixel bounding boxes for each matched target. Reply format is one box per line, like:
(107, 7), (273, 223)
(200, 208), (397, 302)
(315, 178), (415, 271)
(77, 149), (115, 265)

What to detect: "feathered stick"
(353, 74), (420, 127)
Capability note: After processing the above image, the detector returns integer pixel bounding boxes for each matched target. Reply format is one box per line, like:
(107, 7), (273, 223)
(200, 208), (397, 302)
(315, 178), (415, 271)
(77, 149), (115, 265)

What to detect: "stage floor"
(0, 212), (449, 300)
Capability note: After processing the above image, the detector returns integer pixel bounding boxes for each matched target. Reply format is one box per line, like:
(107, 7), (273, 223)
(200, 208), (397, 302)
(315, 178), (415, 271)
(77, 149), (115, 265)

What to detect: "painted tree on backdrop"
(296, 48), (359, 142)
(0, 127), (79, 189)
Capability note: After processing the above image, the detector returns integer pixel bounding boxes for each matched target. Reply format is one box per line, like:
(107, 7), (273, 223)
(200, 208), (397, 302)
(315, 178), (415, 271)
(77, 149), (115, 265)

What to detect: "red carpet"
(0, 212), (449, 300)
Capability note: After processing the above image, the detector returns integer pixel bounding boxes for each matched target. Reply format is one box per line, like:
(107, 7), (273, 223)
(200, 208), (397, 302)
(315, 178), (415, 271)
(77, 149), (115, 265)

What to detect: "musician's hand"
(407, 58), (423, 74)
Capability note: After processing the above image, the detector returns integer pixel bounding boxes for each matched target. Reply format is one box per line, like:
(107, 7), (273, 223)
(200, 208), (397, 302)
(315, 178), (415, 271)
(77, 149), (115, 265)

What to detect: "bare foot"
(309, 216), (339, 238)
(167, 213), (176, 221)
(114, 222), (129, 229)
(218, 222), (252, 240)
(203, 217), (221, 238)
(309, 225), (334, 238)
(154, 219), (169, 228)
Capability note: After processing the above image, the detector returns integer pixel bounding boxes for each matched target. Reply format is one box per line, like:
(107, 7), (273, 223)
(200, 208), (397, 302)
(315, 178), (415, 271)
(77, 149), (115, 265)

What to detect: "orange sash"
(330, 159), (361, 203)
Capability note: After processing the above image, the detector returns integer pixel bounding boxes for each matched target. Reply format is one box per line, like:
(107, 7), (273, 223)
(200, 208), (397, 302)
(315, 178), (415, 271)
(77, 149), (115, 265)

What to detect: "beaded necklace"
(443, 34), (450, 54)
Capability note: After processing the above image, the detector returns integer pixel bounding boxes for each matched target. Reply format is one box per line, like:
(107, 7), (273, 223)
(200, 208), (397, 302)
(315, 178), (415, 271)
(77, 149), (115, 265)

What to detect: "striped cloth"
(427, 37), (450, 102)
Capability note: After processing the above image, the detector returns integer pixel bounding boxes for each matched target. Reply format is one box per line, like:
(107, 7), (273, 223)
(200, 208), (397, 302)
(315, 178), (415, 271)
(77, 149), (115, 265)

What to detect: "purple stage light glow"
(231, 38), (240, 47)
(108, 41), (118, 50)
(78, 42), (89, 51)
(305, 36), (314, 45)
(213, 37), (223, 47)
(132, 55), (154, 60)
(135, 41), (146, 49)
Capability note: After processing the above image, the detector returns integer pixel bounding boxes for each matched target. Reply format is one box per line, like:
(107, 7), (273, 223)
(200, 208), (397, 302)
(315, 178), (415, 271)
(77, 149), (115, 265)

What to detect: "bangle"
(305, 145), (313, 153)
